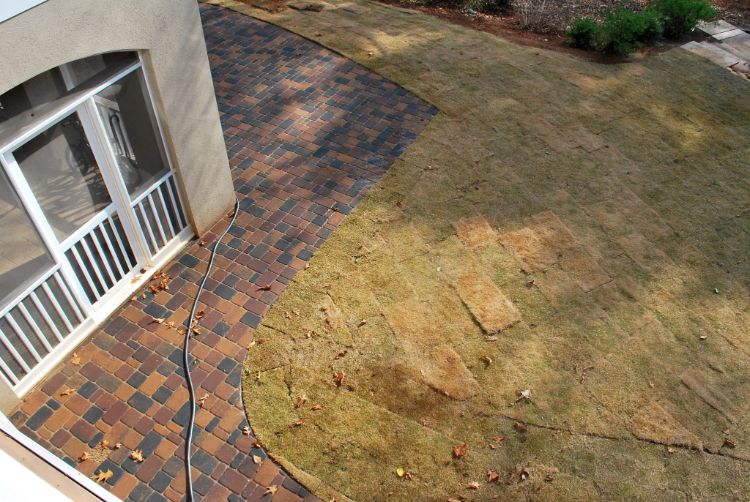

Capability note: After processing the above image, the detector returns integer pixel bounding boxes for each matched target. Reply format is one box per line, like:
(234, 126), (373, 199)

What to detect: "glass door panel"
(0, 169), (55, 307)
(13, 112), (111, 241)
(94, 70), (169, 198)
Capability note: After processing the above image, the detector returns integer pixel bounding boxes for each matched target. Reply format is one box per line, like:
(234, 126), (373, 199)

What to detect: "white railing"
(62, 210), (137, 304)
(0, 268), (84, 385)
(132, 172), (187, 256)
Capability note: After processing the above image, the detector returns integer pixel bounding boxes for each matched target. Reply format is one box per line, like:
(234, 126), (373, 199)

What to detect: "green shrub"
(598, 6), (663, 56)
(567, 18), (600, 50)
(654, 0), (716, 39)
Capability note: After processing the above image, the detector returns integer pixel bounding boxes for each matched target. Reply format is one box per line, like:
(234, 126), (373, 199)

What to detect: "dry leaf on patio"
(488, 469), (499, 483)
(92, 469), (113, 483)
(242, 426), (251, 436)
(333, 371), (345, 387)
(71, 353), (81, 365)
(265, 485), (278, 496)
(151, 317), (165, 324)
(113, 442), (122, 450)
(198, 394), (209, 408)
(100, 439), (109, 449)
(257, 284), (272, 291)
(253, 455), (262, 464)
(78, 451), (90, 462)
(195, 310), (205, 320)
(130, 449), (145, 462)
(467, 481), (480, 490)
(453, 443), (467, 459)
(59, 387), (75, 397)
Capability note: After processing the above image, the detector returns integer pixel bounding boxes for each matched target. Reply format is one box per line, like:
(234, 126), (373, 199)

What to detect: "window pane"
(95, 69), (169, 197)
(0, 169), (54, 307)
(13, 112), (111, 241)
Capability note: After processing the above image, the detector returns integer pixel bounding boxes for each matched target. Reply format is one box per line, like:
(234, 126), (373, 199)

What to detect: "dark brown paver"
(8, 4), (435, 501)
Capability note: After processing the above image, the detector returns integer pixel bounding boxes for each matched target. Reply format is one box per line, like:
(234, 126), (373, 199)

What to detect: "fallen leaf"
(396, 467), (405, 478)
(481, 355), (493, 367)
(192, 327), (202, 336)
(59, 387), (75, 397)
(488, 469), (499, 483)
(195, 310), (205, 320)
(130, 449), (144, 462)
(198, 394), (209, 408)
(516, 389), (531, 402)
(723, 437), (737, 448)
(257, 284), (272, 291)
(265, 485), (278, 496)
(199, 239), (207, 247)
(333, 371), (345, 387)
(71, 353), (81, 365)
(253, 455), (262, 464)
(293, 418), (305, 427)
(100, 439), (109, 449)
(513, 422), (527, 433)
(699, 335), (708, 340)
(311, 404), (323, 411)
(357, 319), (367, 327)
(667, 446), (675, 453)
(92, 469), (113, 483)
(151, 317), (165, 324)
(295, 395), (308, 408)
(520, 468), (529, 481)
(452, 443), (467, 459)
(113, 442), (122, 450)
(334, 350), (348, 360)
(467, 481), (480, 490)
(78, 451), (90, 462)
(305, 330), (316, 339)
(242, 426), (251, 436)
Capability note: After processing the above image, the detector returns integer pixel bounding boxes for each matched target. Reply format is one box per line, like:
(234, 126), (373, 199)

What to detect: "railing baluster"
(108, 215), (134, 270)
(100, 219), (126, 277)
(147, 193), (168, 247)
(164, 175), (186, 229)
(79, 237), (109, 291)
(69, 245), (102, 301)
(0, 355), (19, 385)
(0, 327), (32, 374)
(5, 313), (42, 363)
(138, 201), (159, 254)
(15, 302), (54, 353)
(156, 184), (176, 239)
(89, 224), (119, 285)
(51, 272), (84, 324)
(29, 291), (64, 343)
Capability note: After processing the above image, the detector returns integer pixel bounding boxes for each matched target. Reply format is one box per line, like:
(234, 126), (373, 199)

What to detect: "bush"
(512, 0), (550, 30)
(567, 18), (600, 50)
(654, 0), (717, 39)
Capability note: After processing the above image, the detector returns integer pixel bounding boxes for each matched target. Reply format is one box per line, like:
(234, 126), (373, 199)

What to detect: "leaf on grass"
(453, 443), (467, 459)
(513, 422), (528, 433)
(71, 353), (81, 365)
(92, 469), (113, 483)
(59, 387), (75, 397)
(357, 319), (367, 327)
(396, 467), (405, 478)
(198, 394), (209, 408)
(264, 485), (278, 496)
(515, 389), (531, 402)
(293, 418), (305, 427)
(311, 404), (323, 411)
(488, 435), (505, 449)
(130, 449), (145, 463)
(488, 469), (499, 483)
(295, 394), (308, 408)
(334, 350), (348, 360)
(333, 371), (345, 387)
(723, 437), (737, 448)
(467, 481), (480, 490)
(78, 451), (90, 462)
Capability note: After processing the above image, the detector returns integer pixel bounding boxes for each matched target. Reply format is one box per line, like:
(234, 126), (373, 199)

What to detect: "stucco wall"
(0, 0), (235, 236)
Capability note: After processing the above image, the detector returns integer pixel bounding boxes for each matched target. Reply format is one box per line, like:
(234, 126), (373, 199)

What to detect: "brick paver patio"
(8, 4), (435, 501)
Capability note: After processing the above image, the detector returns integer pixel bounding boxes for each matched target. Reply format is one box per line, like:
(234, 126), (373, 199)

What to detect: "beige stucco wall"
(0, 0), (235, 236)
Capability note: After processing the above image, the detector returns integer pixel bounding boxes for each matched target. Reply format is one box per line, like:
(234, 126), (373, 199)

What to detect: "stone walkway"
(8, 4), (435, 501)
(684, 20), (750, 79)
